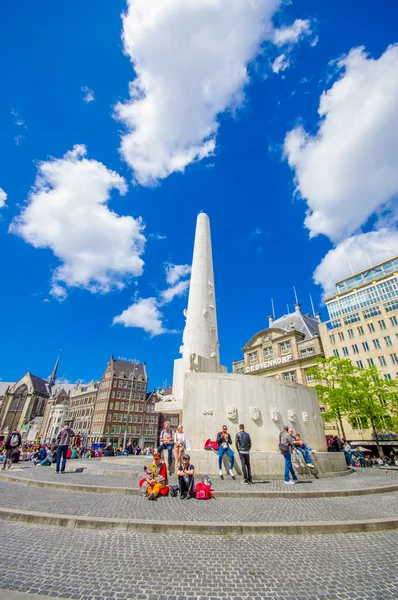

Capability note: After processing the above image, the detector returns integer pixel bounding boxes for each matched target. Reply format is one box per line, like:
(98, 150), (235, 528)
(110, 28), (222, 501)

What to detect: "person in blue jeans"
(157, 421), (174, 474)
(291, 431), (314, 468)
(279, 426), (298, 485)
(56, 423), (75, 473)
(216, 425), (235, 479)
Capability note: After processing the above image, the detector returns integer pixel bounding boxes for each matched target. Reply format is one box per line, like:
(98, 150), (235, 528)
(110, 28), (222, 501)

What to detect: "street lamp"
(123, 359), (137, 450)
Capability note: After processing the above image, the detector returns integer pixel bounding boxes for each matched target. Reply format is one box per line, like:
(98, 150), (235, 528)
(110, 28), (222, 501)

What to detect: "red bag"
(204, 438), (219, 451)
(195, 481), (213, 500)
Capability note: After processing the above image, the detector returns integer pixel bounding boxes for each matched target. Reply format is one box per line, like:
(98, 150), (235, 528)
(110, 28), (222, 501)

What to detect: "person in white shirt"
(173, 425), (186, 471)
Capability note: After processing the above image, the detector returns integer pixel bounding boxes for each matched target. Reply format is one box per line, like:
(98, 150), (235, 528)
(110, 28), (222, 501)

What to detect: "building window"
(384, 336), (393, 346)
(342, 347), (349, 356)
(263, 346), (273, 358)
(343, 313), (361, 325)
(357, 326), (364, 336)
(352, 344), (359, 354)
(280, 341), (291, 353)
(301, 347), (314, 358)
(305, 370), (314, 383)
(368, 323), (375, 333)
(107, 414), (112, 421)
(111, 426), (115, 434)
(347, 329), (354, 339)
(384, 374), (392, 380)
(362, 342), (370, 351)
(331, 319), (341, 329)
(363, 306), (381, 319)
(391, 353), (398, 365)
(329, 334), (335, 344)
(378, 320), (387, 330)
(105, 427), (109, 434)
(356, 360), (364, 369)
(112, 414), (117, 422)
(320, 406), (326, 413)
(113, 381), (117, 388)
(116, 426), (121, 434)
(116, 391), (121, 399)
(385, 299), (398, 312)
(115, 402), (119, 410)
(390, 316), (398, 326)
(378, 356), (387, 367)
(338, 332), (345, 341)
(283, 371), (296, 382)
(333, 349), (339, 357)
(373, 339), (381, 349)
(367, 358), (374, 366)
(111, 391), (115, 398)
(249, 351), (258, 364)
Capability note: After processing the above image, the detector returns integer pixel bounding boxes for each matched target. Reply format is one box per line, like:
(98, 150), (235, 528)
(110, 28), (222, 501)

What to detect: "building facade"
(66, 381), (99, 446)
(89, 357), (157, 448)
(318, 255), (398, 446)
(232, 304), (325, 386)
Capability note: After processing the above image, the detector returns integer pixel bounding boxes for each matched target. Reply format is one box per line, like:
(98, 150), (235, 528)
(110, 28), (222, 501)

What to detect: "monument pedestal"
(185, 450), (348, 479)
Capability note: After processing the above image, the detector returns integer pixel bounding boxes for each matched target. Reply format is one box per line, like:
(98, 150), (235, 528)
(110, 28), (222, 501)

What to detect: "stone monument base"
(185, 450), (348, 479)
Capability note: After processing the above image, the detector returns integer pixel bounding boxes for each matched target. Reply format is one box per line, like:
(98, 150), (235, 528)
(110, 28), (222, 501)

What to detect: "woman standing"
(173, 425), (186, 471)
(216, 425), (235, 479)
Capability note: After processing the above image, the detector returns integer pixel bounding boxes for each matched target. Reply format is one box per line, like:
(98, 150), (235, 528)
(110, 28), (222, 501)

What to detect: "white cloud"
(274, 18), (312, 47)
(114, 261), (191, 335)
(113, 297), (167, 336)
(165, 263), (191, 285)
(0, 188), (7, 208)
(284, 44), (398, 242)
(272, 53), (290, 73)
(160, 279), (190, 304)
(115, 0), (281, 184)
(314, 229), (398, 295)
(82, 86), (95, 103)
(10, 145), (145, 299)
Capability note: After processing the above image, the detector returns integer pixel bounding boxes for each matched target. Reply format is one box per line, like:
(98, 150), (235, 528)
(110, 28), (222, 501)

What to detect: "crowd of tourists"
(1, 421), (397, 499)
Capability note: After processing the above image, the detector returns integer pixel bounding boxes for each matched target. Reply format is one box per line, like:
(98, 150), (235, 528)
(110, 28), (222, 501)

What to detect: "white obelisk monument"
(155, 213), (345, 477)
(171, 213), (227, 403)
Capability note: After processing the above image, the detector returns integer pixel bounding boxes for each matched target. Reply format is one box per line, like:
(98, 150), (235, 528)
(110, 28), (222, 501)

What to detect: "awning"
(350, 440), (398, 446)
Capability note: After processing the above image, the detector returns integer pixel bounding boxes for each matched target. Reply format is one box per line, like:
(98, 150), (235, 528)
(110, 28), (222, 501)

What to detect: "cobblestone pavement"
(0, 521), (397, 599)
(4, 462), (398, 493)
(0, 478), (397, 523)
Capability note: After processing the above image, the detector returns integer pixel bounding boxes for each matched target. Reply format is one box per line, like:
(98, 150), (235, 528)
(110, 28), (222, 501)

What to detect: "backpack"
(195, 480), (213, 500)
(170, 484), (179, 497)
(204, 439), (219, 452)
(10, 434), (19, 448)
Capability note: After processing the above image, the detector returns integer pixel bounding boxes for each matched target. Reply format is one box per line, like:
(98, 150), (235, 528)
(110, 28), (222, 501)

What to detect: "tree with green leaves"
(306, 357), (356, 441)
(344, 366), (398, 457)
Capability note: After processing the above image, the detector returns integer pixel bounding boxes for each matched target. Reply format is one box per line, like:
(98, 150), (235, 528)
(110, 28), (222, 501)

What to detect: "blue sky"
(1, 0), (397, 387)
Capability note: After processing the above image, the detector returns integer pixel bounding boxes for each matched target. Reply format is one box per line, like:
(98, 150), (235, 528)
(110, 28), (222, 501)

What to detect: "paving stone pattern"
(0, 521), (397, 600)
(0, 478), (397, 523)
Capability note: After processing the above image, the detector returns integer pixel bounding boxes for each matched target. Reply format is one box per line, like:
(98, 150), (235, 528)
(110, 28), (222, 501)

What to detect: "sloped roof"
(112, 359), (147, 381)
(0, 382), (14, 396)
(272, 310), (320, 339)
(30, 374), (51, 397)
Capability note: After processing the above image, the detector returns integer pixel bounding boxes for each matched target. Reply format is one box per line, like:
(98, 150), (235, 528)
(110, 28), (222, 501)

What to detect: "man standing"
(235, 424), (252, 484)
(56, 422), (75, 473)
(158, 420), (174, 475)
(2, 429), (22, 470)
(279, 425), (298, 485)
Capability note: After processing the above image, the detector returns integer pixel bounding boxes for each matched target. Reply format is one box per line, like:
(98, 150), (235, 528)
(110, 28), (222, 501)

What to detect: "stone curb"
(1, 471), (398, 498)
(0, 506), (397, 536)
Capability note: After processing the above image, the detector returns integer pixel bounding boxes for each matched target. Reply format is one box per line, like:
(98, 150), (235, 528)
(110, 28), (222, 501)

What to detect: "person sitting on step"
(145, 452), (168, 501)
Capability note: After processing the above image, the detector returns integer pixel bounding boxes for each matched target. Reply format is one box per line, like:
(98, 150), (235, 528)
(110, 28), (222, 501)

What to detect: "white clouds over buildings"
(10, 145), (145, 300)
(115, 0), (282, 185)
(284, 44), (398, 293)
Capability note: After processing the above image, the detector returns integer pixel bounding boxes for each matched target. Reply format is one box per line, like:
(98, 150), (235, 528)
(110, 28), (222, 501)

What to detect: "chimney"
(268, 314), (274, 328)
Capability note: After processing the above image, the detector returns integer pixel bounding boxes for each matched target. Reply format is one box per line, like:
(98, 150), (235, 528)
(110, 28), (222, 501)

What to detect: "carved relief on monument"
(189, 353), (199, 372)
(203, 409), (213, 415)
(226, 406), (238, 420)
(250, 406), (261, 421)
(302, 411), (309, 422)
(271, 407), (280, 422)
(288, 409), (297, 422)
(203, 309), (209, 319)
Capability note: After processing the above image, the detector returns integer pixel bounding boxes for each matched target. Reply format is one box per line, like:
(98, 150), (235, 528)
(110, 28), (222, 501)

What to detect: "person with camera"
(177, 454), (195, 499)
